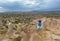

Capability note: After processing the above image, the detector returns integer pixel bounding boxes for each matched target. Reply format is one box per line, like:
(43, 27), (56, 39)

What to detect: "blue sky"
(0, 0), (60, 12)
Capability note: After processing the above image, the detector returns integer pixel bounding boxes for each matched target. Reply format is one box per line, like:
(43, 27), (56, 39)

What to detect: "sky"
(0, 0), (60, 12)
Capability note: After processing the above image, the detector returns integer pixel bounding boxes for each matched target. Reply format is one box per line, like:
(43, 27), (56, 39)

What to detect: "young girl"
(38, 20), (45, 29)
(37, 20), (42, 29)
(34, 20), (45, 30)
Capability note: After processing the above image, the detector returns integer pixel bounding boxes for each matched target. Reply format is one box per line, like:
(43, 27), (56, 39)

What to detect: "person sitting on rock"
(34, 19), (45, 30)
(37, 20), (42, 29)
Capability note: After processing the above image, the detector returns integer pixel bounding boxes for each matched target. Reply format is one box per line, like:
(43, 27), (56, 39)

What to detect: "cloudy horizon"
(0, 0), (60, 12)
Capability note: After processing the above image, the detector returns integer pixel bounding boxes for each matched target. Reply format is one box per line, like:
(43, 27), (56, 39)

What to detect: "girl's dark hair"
(39, 20), (41, 23)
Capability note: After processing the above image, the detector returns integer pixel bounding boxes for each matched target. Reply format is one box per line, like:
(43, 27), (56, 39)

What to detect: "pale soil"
(0, 17), (60, 41)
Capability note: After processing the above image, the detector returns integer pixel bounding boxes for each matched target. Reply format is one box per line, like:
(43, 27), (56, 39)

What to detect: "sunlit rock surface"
(0, 16), (60, 41)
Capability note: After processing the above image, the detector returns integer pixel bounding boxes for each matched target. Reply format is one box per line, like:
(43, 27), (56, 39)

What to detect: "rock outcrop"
(0, 17), (60, 41)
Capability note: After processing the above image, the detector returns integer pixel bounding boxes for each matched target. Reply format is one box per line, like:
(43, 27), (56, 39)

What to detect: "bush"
(12, 19), (23, 24)
(13, 36), (21, 41)
(0, 31), (7, 35)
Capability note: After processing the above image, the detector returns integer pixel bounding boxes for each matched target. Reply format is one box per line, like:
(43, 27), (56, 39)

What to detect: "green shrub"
(12, 27), (17, 30)
(2, 20), (7, 26)
(13, 36), (21, 41)
(0, 31), (7, 35)
(12, 19), (23, 24)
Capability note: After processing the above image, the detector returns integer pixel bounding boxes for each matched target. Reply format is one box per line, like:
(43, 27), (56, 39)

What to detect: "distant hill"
(0, 11), (60, 15)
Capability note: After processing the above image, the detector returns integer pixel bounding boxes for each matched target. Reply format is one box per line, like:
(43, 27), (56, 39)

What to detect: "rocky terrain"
(0, 14), (60, 41)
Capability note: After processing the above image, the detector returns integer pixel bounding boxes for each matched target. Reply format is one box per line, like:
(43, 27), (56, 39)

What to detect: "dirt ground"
(0, 16), (60, 41)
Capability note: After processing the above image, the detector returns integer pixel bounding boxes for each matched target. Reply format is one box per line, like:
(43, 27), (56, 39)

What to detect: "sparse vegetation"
(2, 20), (7, 26)
(0, 30), (7, 35)
(12, 27), (17, 30)
(0, 12), (60, 41)
(12, 19), (21, 24)
(13, 36), (21, 41)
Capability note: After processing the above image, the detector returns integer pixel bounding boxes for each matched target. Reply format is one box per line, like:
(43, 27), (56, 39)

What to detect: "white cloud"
(0, 0), (52, 7)
(0, 7), (3, 9)
(0, 7), (5, 12)
(40, 0), (52, 8)
(0, 0), (59, 11)
(0, 0), (53, 11)
(0, 0), (21, 3)
(0, 0), (40, 7)
(22, 0), (40, 8)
